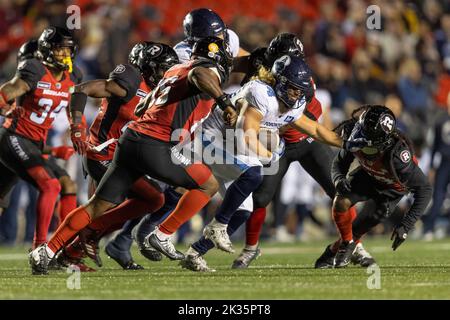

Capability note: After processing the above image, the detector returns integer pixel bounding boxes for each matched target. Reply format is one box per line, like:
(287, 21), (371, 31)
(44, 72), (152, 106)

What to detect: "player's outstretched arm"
(188, 66), (237, 125)
(69, 79), (127, 123)
(290, 115), (343, 148)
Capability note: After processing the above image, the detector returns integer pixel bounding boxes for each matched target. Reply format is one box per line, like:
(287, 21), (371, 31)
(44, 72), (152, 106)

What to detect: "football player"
(174, 8), (247, 63)
(179, 55), (366, 272)
(0, 27), (82, 249)
(315, 105), (432, 268)
(29, 36), (236, 275)
(16, 39), (78, 226)
(54, 42), (178, 270)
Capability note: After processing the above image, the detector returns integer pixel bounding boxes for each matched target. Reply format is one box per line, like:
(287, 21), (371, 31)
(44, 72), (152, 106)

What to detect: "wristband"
(70, 91), (88, 113)
(215, 94), (233, 111)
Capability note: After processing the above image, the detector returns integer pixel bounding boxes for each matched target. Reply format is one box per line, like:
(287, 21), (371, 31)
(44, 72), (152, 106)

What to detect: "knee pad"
(27, 166), (61, 194)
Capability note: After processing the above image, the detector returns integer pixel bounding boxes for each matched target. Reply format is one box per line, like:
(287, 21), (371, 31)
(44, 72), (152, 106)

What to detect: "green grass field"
(1, 238), (450, 299)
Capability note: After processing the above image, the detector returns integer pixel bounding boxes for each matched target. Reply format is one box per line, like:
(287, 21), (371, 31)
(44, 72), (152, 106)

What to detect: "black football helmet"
(192, 36), (233, 84)
(352, 105), (397, 151)
(129, 42), (179, 87)
(37, 27), (77, 71)
(265, 33), (305, 66)
(183, 8), (227, 43)
(271, 55), (313, 108)
(17, 40), (38, 62)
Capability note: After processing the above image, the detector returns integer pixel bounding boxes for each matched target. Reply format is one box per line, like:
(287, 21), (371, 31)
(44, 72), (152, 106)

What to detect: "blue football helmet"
(271, 55), (314, 109)
(183, 8), (227, 43)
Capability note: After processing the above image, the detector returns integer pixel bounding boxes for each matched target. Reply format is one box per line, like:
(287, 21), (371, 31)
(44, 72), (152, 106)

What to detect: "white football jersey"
(174, 29), (240, 63)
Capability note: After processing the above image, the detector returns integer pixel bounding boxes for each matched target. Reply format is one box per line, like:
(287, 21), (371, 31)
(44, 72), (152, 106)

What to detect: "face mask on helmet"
(272, 55), (313, 109)
(38, 27), (77, 72)
(355, 108), (396, 152)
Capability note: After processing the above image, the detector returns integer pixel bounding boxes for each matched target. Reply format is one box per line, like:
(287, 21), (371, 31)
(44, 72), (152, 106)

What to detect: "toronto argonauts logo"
(379, 114), (395, 133)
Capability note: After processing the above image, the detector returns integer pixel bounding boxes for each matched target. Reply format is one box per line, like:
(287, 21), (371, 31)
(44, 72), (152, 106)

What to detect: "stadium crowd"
(0, 0), (449, 247)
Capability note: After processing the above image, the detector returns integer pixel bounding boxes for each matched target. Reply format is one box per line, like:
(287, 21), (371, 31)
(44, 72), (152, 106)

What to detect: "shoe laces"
(238, 249), (257, 263)
(355, 244), (372, 259)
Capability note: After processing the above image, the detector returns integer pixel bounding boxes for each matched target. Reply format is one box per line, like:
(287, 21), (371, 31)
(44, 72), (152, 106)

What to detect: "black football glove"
(391, 225), (408, 251)
(335, 178), (352, 195)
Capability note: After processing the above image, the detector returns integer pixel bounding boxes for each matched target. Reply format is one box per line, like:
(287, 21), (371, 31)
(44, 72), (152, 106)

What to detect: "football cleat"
(146, 233), (185, 260)
(351, 243), (376, 267)
(179, 248), (216, 272)
(203, 220), (234, 253)
(29, 244), (50, 275)
(231, 248), (261, 269)
(134, 229), (163, 262)
(334, 241), (357, 268)
(78, 229), (103, 267)
(314, 244), (336, 269)
(105, 241), (144, 270)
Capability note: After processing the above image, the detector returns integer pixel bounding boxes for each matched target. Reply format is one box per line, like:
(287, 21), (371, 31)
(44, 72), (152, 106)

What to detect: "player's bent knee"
(333, 196), (351, 212)
(243, 166), (264, 186)
(85, 196), (116, 218)
(38, 178), (61, 195)
(59, 176), (77, 194)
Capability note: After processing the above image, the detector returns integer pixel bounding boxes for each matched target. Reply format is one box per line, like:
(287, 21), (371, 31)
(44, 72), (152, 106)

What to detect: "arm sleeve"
(393, 152), (433, 231)
(15, 58), (45, 91)
(331, 149), (355, 185)
(109, 64), (141, 102)
(70, 65), (84, 84)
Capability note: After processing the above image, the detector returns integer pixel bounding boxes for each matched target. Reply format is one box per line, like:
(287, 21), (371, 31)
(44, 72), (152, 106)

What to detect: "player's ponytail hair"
(250, 65), (276, 87)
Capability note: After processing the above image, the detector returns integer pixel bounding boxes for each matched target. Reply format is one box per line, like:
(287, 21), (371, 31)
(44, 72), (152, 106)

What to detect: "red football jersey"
(129, 60), (215, 143)
(3, 58), (82, 142)
(87, 64), (150, 161)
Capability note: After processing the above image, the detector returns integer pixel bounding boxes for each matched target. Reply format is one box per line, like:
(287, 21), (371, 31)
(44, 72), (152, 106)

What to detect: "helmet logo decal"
(379, 114), (394, 133)
(147, 45), (162, 56)
(400, 150), (411, 163)
(113, 64), (126, 74)
(279, 55), (291, 66)
(208, 43), (219, 53)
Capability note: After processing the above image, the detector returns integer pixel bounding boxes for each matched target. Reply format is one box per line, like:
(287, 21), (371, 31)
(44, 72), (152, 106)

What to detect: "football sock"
(332, 206), (356, 242)
(159, 189), (210, 235)
(245, 207), (266, 246)
(48, 206), (91, 253)
(59, 194), (77, 223)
